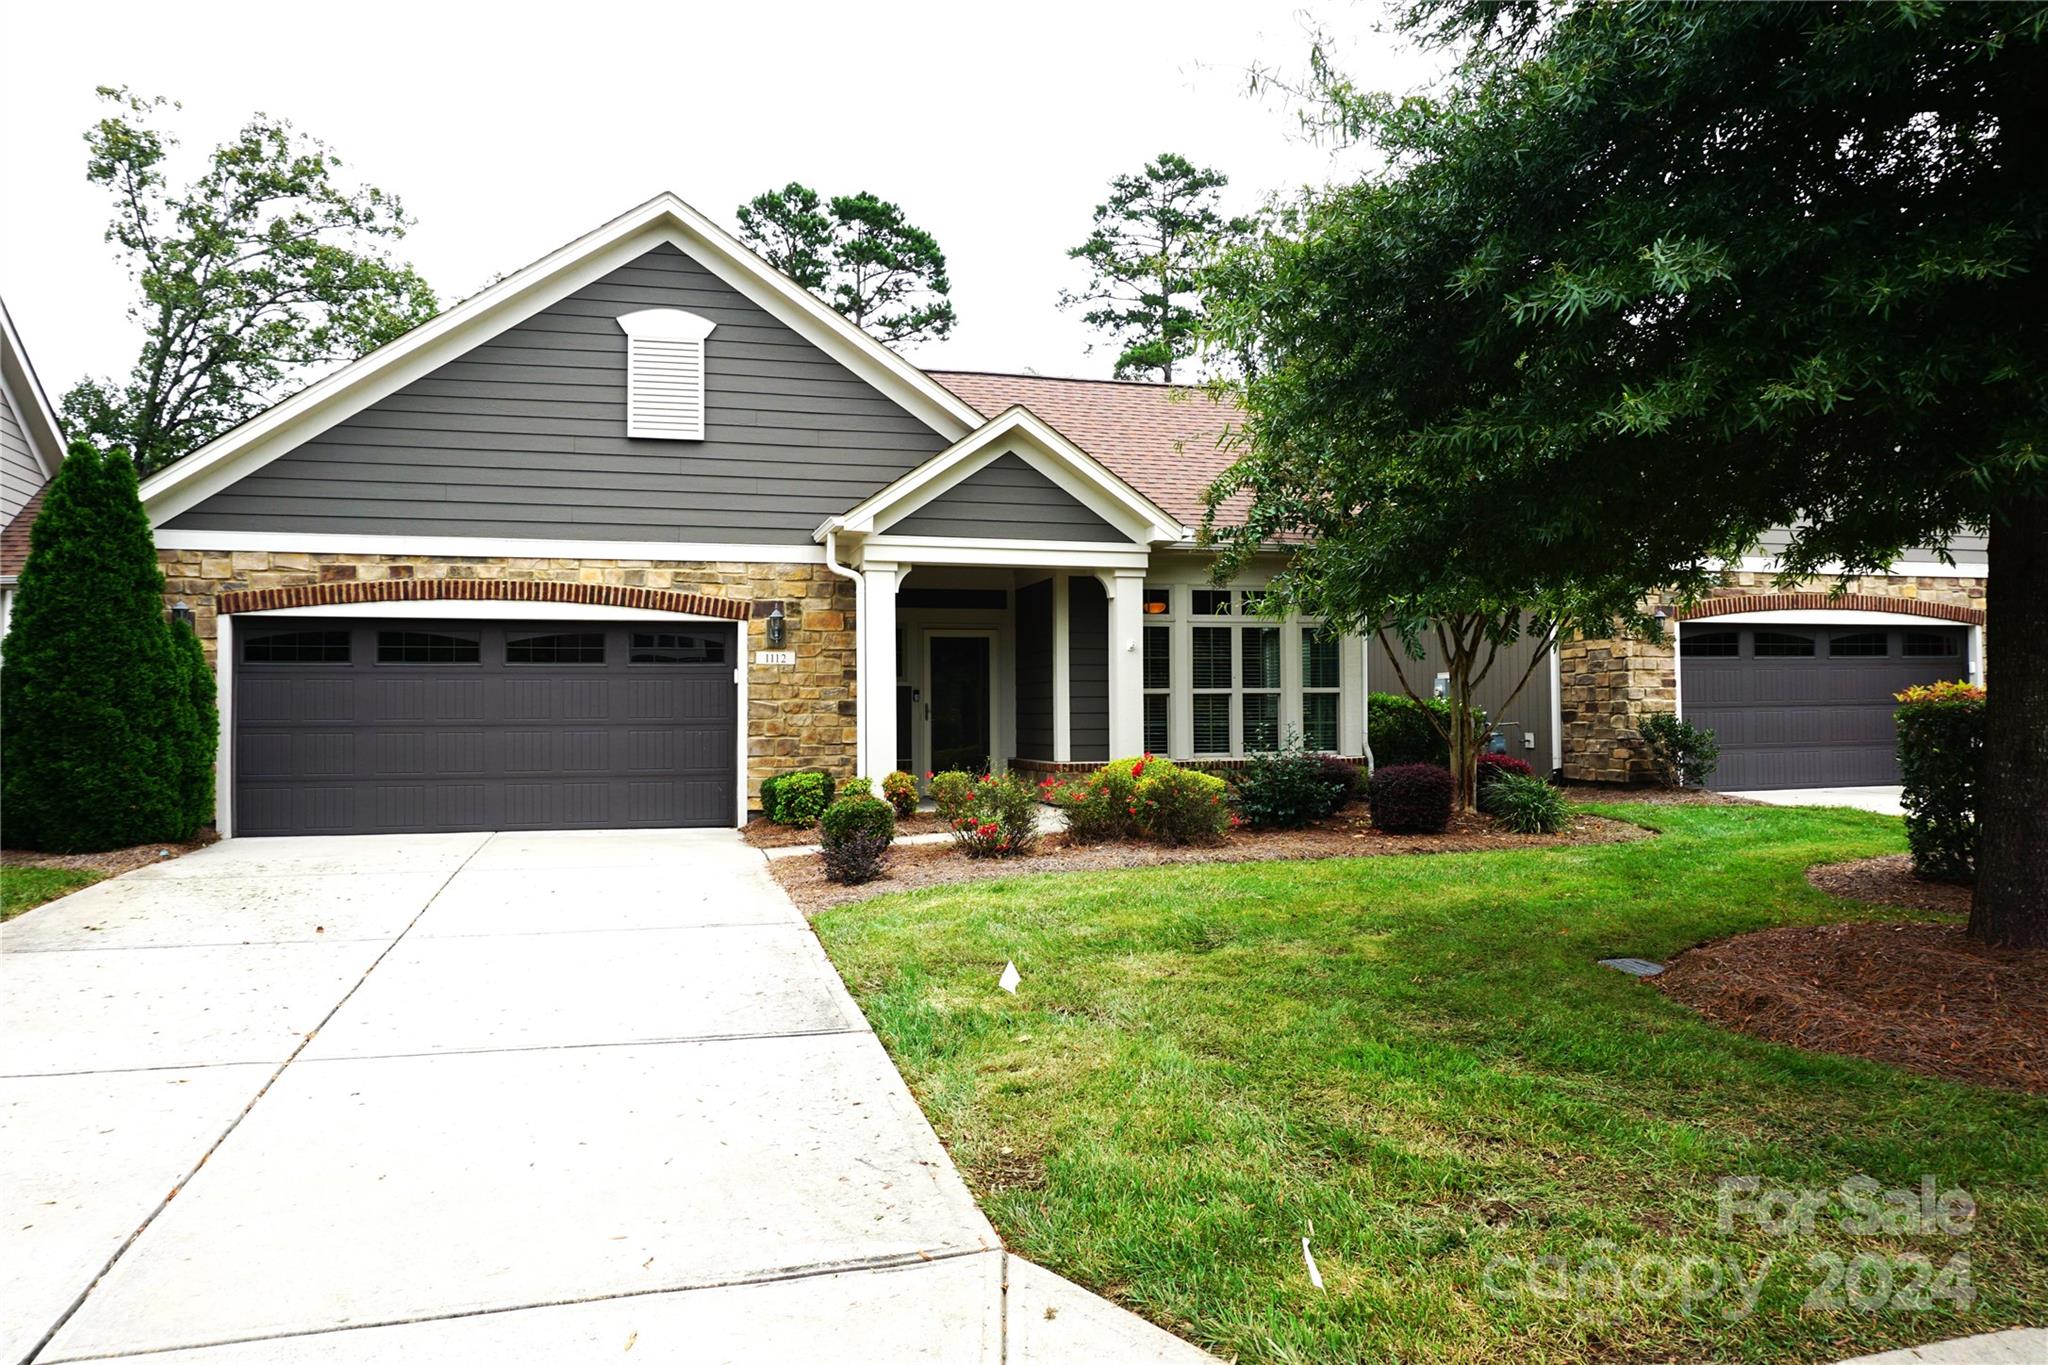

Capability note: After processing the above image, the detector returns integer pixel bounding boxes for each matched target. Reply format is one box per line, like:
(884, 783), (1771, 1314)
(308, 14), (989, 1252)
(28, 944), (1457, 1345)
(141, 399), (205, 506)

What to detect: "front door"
(926, 633), (994, 775)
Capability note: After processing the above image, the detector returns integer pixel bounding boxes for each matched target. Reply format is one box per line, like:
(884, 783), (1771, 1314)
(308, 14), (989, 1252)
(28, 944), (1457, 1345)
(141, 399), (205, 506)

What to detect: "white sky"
(0, 1), (1437, 402)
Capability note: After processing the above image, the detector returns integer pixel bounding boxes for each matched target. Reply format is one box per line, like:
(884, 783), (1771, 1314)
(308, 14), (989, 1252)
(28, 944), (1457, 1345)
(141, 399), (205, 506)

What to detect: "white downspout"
(822, 528), (865, 774)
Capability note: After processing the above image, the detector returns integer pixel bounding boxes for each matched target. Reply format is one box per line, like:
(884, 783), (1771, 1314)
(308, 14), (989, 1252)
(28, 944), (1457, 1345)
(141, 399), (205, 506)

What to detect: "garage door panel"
(1683, 624), (1967, 790)
(235, 620), (736, 836)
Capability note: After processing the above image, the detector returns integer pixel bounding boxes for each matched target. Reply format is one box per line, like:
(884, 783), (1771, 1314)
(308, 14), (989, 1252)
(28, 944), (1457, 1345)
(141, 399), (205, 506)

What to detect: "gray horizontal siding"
(1373, 624), (1556, 773)
(1754, 523), (1987, 564)
(1, 383), (43, 526)
(888, 452), (1128, 543)
(1068, 576), (1109, 761)
(1014, 579), (1054, 761)
(165, 244), (951, 544)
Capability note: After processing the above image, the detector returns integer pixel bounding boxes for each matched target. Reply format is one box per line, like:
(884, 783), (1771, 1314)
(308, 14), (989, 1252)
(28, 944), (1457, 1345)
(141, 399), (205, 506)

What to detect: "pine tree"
(1, 442), (197, 850)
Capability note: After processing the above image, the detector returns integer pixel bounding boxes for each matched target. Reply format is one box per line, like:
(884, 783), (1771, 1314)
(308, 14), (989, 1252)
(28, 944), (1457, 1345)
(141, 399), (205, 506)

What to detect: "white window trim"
(618, 309), (716, 441)
(1159, 584), (1357, 760)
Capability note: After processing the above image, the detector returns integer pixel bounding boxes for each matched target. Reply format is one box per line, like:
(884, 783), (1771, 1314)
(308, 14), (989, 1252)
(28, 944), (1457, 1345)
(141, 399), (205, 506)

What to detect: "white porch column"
(1051, 572), (1072, 762)
(860, 559), (902, 778)
(1100, 568), (1147, 758)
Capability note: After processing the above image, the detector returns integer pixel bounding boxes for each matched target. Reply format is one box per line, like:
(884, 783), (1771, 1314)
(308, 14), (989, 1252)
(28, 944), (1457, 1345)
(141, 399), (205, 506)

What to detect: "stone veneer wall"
(1559, 571), (1988, 784)
(157, 550), (858, 798)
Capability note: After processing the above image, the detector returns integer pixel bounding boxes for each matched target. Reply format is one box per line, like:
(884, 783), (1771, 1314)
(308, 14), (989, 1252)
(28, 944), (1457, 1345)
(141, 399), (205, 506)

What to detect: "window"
(1829, 631), (1889, 658)
(377, 631), (479, 664)
(1142, 588), (1171, 616)
(1902, 631), (1961, 658)
(1191, 589), (1232, 617)
(1301, 629), (1341, 751)
(1241, 626), (1281, 750)
(617, 309), (716, 440)
(1143, 623), (1170, 753)
(1680, 629), (1738, 658)
(244, 630), (350, 663)
(1752, 631), (1815, 658)
(1192, 625), (1232, 755)
(506, 632), (606, 664)
(630, 631), (725, 664)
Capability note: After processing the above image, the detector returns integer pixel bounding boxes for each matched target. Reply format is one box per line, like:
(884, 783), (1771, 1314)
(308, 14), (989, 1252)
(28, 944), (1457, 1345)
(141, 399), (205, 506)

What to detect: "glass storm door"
(926, 634), (993, 775)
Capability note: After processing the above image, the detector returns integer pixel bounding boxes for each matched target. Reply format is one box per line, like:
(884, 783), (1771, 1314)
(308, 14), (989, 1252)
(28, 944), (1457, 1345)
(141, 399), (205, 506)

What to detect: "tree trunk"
(1970, 488), (2048, 948)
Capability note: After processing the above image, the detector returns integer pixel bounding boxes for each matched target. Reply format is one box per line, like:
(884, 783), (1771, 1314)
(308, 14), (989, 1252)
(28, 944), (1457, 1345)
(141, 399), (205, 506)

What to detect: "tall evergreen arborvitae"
(1, 441), (200, 850)
(167, 617), (218, 838)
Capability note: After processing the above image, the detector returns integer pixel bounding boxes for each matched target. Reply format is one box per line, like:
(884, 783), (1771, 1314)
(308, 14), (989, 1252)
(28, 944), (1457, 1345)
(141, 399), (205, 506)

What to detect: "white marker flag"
(998, 961), (1021, 994)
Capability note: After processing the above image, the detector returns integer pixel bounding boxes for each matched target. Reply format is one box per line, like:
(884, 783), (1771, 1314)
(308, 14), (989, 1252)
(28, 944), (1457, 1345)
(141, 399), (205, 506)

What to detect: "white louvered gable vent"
(617, 309), (717, 440)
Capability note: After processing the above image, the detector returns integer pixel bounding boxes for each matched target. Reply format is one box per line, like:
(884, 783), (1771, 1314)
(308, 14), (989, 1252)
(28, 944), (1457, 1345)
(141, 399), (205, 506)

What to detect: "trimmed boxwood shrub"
(1234, 748), (1348, 829)
(1894, 681), (1984, 882)
(1134, 765), (1231, 845)
(1367, 693), (1484, 768)
(819, 794), (895, 884)
(1, 443), (214, 851)
(1369, 763), (1455, 834)
(881, 770), (919, 817)
(1637, 713), (1719, 788)
(1482, 771), (1569, 834)
(762, 769), (834, 826)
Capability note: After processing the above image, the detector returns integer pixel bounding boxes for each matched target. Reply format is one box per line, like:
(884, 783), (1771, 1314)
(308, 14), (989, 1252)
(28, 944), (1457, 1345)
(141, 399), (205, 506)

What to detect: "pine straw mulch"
(1657, 922), (2047, 1093)
(1556, 782), (1752, 806)
(1806, 854), (1974, 915)
(772, 808), (1650, 914)
(742, 812), (950, 849)
(1, 829), (220, 877)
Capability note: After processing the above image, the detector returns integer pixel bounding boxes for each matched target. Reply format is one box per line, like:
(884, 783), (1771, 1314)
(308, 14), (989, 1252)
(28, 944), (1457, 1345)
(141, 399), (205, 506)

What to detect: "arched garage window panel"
(617, 309), (717, 440)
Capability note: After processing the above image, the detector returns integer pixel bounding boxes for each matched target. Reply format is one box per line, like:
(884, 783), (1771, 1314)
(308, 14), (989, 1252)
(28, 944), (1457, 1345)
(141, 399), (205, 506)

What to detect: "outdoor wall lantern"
(766, 604), (786, 647)
(171, 600), (194, 630)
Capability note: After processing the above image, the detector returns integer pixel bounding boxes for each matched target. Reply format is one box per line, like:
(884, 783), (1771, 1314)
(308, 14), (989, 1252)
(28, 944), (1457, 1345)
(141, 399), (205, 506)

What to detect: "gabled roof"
(820, 404), (1184, 546)
(1, 295), (65, 581)
(930, 371), (1245, 529)
(138, 192), (989, 527)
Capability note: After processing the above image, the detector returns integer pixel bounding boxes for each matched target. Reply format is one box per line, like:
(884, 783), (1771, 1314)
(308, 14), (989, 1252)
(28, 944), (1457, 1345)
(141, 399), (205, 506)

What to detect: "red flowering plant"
(943, 770), (1041, 859)
(1056, 755), (1177, 844)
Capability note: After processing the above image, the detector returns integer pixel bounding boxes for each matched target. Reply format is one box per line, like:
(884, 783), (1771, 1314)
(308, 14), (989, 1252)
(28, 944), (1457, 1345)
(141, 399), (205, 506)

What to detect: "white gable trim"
(820, 405), (1184, 547)
(138, 192), (985, 526)
(1, 296), (65, 477)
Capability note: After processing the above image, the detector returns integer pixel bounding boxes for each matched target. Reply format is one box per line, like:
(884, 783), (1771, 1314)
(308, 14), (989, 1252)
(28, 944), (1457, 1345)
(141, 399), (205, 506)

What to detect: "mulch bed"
(1, 830), (220, 877)
(1807, 854), (1973, 915)
(1658, 922), (2046, 1093)
(741, 812), (950, 848)
(1557, 782), (1750, 806)
(772, 808), (1650, 914)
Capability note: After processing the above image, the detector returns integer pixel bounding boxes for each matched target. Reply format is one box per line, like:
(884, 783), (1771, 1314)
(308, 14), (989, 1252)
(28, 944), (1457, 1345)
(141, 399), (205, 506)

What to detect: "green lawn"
(816, 804), (2048, 1363)
(0, 865), (103, 920)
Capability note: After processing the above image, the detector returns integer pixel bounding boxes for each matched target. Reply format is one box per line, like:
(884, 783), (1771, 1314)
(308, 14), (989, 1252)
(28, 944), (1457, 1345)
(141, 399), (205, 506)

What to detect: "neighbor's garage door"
(1679, 622), (1969, 790)
(234, 619), (736, 835)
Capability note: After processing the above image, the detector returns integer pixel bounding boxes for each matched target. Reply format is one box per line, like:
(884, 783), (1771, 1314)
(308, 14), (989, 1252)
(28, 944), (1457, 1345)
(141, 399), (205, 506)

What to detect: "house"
(0, 295), (67, 641)
(129, 193), (1986, 838)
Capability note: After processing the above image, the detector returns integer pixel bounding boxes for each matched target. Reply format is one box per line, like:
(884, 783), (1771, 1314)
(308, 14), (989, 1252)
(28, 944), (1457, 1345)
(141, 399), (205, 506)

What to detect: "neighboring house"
(0, 295), (67, 641)
(131, 193), (1986, 838)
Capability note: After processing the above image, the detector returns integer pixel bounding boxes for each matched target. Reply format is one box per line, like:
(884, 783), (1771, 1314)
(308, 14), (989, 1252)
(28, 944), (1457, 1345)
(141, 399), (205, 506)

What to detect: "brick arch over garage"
(1676, 592), (1983, 626)
(216, 578), (751, 620)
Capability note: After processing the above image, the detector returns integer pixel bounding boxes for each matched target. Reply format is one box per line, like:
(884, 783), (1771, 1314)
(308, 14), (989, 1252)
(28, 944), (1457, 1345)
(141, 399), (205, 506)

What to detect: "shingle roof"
(928, 371), (1243, 529)
(0, 484), (45, 579)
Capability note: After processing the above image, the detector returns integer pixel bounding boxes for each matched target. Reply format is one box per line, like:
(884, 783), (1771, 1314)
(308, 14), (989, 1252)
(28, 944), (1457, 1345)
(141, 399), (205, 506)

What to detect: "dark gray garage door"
(235, 619), (736, 836)
(1680, 622), (1969, 790)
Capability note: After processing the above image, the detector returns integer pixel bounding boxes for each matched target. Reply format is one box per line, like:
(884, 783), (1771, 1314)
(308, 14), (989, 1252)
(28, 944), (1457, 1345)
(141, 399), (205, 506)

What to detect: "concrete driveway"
(1727, 785), (1906, 815)
(2, 831), (1208, 1364)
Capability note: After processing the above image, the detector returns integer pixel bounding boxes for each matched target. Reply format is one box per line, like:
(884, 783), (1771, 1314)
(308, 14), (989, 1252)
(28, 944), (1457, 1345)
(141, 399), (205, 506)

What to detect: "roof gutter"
(820, 527), (864, 772)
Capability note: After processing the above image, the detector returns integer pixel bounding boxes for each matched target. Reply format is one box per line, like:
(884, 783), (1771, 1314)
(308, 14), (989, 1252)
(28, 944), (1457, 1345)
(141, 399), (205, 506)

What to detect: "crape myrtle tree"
(737, 184), (957, 345)
(1, 442), (217, 850)
(1203, 1), (2046, 946)
(64, 87), (438, 476)
(1060, 153), (1250, 381)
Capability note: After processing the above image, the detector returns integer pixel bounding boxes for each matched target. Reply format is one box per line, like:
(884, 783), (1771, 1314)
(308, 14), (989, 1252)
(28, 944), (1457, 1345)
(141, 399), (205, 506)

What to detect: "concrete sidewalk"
(1727, 785), (1906, 815)
(1, 829), (1211, 1363)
